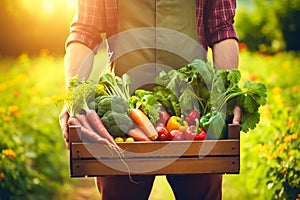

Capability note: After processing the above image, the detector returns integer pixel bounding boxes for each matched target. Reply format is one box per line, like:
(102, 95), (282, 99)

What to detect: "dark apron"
(111, 0), (206, 91)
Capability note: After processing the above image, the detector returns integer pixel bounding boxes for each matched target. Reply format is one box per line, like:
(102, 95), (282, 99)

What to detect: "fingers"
(59, 106), (70, 150)
(232, 105), (242, 125)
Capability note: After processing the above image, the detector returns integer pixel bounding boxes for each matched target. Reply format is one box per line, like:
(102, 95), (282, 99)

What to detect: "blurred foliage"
(0, 52), (69, 200)
(236, 0), (300, 53)
(223, 51), (300, 200)
(274, 0), (300, 51)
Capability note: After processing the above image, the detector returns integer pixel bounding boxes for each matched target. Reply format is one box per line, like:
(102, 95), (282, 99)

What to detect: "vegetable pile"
(64, 59), (267, 143)
(154, 59), (267, 139)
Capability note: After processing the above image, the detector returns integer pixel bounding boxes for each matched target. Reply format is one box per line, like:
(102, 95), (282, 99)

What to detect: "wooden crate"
(69, 124), (240, 177)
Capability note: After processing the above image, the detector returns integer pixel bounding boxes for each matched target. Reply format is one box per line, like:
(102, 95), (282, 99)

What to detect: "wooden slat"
(71, 140), (239, 159)
(228, 124), (241, 139)
(69, 126), (81, 143)
(71, 157), (240, 177)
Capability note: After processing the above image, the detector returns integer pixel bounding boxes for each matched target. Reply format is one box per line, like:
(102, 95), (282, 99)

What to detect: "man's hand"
(232, 105), (242, 125)
(59, 105), (70, 149)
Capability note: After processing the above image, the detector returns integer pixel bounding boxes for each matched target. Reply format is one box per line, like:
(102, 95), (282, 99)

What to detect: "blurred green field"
(0, 50), (299, 199)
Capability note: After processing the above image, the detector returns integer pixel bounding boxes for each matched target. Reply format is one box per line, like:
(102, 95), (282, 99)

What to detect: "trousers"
(96, 174), (222, 200)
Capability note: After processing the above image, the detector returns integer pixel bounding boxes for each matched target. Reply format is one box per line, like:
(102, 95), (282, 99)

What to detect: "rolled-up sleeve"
(206, 0), (238, 47)
(65, 0), (106, 52)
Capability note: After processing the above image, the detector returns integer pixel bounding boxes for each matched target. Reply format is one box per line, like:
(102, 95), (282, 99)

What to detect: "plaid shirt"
(66, 0), (238, 52)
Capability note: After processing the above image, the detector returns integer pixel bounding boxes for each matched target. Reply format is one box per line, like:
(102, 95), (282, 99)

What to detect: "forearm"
(212, 39), (239, 70)
(64, 43), (94, 89)
(213, 39), (241, 124)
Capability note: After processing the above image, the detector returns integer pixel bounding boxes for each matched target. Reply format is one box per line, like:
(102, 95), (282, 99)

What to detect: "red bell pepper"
(185, 109), (200, 126)
(184, 119), (207, 140)
(169, 129), (184, 141)
(156, 109), (171, 125)
(155, 125), (170, 141)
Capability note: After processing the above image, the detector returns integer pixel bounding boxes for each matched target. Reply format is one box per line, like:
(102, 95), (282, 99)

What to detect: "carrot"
(85, 110), (125, 160)
(80, 127), (112, 145)
(129, 108), (158, 140)
(76, 114), (94, 131)
(68, 117), (110, 144)
(128, 127), (151, 141)
(85, 109), (118, 146)
(84, 109), (138, 181)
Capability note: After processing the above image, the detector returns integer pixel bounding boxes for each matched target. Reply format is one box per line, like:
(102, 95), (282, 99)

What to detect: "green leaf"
(179, 59), (213, 84)
(155, 69), (182, 96)
(178, 86), (200, 116)
(243, 95), (260, 113)
(241, 112), (260, 132)
(153, 86), (180, 116)
(243, 80), (267, 106)
(227, 70), (241, 86)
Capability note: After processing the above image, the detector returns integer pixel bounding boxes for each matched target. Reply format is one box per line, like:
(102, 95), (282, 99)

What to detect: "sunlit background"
(0, 0), (77, 56)
(2, 0), (299, 56)
(16, 0), (76, 14)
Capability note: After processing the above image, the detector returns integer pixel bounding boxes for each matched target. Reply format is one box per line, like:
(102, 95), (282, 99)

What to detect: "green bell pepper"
(200, 112), (226, 139)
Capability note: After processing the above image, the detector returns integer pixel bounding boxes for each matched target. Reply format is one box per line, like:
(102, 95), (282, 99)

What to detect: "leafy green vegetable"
(98, 72), (131, 103)
(155, 59), (267, 133)
(65, 74), (134, 138)
(155, 59), (213, 116)
(234, 81), (267, 132)
(95, 96), (128, 117)
(66, 75), (97, 117)
(213, 78), (267, 133)
(153, 86), (181, 117)
(128, 86), (183, 124)
(128, 89), (161, 124)
(101, 111), (133, 137)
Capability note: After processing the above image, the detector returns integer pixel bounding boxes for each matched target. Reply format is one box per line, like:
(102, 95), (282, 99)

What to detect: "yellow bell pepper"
(166, 116), (188, 132)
